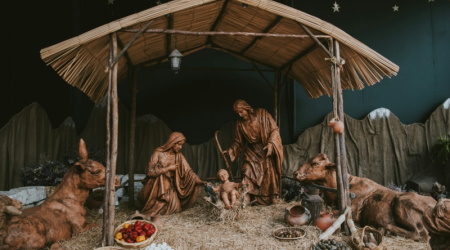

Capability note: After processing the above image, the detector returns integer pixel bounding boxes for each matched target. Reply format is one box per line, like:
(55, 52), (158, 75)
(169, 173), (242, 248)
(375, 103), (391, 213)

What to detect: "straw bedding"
(56, 190), (431, 250)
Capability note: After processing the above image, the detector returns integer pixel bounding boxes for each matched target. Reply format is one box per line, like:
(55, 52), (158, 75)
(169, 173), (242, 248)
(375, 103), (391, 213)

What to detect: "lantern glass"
(169, 49), (183, 74)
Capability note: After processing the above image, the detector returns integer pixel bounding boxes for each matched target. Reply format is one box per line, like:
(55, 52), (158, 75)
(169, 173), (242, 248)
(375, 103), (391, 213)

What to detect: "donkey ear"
(78, 138), (88, 161)
(74, 161), (87, 171)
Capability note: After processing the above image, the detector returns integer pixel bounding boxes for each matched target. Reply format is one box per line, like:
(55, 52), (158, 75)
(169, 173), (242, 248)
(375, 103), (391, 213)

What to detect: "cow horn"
(5, 205), (22, 215)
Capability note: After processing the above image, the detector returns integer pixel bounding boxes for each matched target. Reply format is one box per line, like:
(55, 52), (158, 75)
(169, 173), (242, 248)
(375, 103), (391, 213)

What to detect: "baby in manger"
(213, 169), (244, 210)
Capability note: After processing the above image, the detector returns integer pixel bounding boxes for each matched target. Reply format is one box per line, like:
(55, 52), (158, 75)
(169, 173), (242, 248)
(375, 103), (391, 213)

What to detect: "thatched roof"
(40, 0), (399, 103)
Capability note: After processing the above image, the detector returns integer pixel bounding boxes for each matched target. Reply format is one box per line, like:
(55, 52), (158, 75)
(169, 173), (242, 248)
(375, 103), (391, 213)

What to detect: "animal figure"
(0, 138), (119, 250)
(0, 196), (22, 240)
(293, 153), (450, 245)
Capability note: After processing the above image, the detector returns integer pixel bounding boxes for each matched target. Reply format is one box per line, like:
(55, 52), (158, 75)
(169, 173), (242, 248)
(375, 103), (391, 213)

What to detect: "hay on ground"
(57, 189), (431, 250)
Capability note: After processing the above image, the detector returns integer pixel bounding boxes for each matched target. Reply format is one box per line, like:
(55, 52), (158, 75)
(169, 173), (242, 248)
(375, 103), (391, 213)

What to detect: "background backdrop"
(0, 0), (449, 191)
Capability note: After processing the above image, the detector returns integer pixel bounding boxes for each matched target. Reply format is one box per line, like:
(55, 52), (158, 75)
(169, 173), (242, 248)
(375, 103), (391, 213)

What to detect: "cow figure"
(293, 153), (450, 245)
(0, 138), (119, 250)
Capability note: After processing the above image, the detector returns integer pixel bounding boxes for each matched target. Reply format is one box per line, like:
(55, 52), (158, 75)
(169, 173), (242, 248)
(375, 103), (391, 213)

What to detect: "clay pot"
(327, 117), (344, 133)
(284, 205), (311, 226)
(314, 211), (335, 231)
(85, 189), (104, 209)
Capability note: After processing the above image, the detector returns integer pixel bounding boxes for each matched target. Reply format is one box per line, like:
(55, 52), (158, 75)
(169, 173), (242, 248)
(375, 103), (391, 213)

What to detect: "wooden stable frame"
(101, 28), (352, 245)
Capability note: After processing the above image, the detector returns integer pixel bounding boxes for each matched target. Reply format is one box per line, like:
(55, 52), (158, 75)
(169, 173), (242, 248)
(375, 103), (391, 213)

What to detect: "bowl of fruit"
(114, 219), (158, 248)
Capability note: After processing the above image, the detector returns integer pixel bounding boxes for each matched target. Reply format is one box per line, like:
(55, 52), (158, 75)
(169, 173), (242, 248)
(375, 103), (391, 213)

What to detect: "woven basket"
(351, 226), (383, 250)
(114, 219), (158, 249)
(273, 227), (306, 240)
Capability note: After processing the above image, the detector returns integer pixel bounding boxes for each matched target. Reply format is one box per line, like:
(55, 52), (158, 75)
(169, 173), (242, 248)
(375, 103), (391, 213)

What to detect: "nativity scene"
(1, 0), (449, 249)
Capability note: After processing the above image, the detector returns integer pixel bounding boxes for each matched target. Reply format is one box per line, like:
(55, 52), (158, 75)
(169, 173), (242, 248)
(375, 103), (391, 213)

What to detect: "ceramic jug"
(284, 205), (311, 226)
(314, 211), (335, 231)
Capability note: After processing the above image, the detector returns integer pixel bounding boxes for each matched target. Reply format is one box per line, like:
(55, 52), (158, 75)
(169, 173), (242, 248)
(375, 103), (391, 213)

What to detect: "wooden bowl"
(273, 227), (306, 240)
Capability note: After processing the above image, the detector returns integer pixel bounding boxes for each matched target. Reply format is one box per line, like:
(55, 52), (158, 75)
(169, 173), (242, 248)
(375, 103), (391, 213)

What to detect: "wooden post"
(329, 39), (344, 211)
(109, 31), (119, 246)
(274, 70), (282, 199)
(334, 40), (352, 234)
(274, 70), (280, 126)
(329, 38), (349, 235)
(334, 40), (350, 206)
(102, 36), (113, 246)
(128, 68), (137, 208)
(103, 32), (119, 246)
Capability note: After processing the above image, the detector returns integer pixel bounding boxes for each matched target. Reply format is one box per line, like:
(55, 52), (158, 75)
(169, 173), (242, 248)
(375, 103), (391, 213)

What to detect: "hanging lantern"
(169, 48), (183, 74)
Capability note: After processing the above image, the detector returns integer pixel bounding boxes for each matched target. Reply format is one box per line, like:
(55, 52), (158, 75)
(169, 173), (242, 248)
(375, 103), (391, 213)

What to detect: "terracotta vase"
(314, 211), (335, 231)
(327, 117), (344, 133)
(284, 205), (311, 226)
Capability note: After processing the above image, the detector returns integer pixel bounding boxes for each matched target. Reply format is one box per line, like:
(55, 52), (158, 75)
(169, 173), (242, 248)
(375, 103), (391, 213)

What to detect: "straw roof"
(40, 0), (399, 103)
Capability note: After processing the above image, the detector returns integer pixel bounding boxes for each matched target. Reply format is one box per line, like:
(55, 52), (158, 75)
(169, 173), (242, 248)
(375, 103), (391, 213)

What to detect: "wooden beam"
(128, 67), (137, 208)
(116, 36), (134, 66)
(105, 19), (155, 72)
(103, 32), (119, 247)
(122, 28), (330, 39)
(240, 16), (283, 54)
(298, 23), (343, 67)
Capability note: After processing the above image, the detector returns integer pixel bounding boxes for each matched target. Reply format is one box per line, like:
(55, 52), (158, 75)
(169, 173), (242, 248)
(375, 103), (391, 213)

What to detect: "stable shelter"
(40, 0), (399, 246)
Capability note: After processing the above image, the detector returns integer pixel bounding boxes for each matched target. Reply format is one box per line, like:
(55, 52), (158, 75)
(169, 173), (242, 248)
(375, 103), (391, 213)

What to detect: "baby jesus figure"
(213, 169), (243, 210)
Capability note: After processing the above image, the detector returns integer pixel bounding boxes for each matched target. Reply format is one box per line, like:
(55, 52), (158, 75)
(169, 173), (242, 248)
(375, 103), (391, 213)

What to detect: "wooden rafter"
(106, 19), (155, 72)
(239, 16), (283, 55)
(165, 13), (174, 56)
(207, 0), (230, 44)
(299, 22), (343, 66)
(116, 36), (134, 66)
(280, 43), (318, 70)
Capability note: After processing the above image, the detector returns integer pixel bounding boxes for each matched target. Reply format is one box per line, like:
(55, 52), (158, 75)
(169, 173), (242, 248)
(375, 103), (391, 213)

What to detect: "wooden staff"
(214, 131), (234, 180)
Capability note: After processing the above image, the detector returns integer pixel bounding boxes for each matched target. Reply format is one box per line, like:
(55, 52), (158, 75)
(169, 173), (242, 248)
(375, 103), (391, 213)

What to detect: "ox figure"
(293, 153), (450, 247)
(0, 138), (119, 250)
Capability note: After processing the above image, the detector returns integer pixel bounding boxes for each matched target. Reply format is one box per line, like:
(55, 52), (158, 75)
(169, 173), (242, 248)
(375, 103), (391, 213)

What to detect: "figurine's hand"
(264, 143), (273, 157)
(226, 149), (236, 162)
(197, 179), (207, 185)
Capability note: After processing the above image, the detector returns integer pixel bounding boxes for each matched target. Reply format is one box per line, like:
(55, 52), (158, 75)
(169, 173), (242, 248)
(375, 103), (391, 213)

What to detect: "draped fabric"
(229, 108), (283, 205)
(1, 99), (449, 196)
(137, 132), (202, 216)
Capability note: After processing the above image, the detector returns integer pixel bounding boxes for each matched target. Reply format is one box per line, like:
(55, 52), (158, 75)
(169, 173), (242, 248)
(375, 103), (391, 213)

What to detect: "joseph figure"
(224, 99), (283, 205)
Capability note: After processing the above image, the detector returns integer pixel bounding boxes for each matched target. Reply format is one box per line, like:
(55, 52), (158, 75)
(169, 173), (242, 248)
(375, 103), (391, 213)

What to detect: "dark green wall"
(292, 0), (450, 135)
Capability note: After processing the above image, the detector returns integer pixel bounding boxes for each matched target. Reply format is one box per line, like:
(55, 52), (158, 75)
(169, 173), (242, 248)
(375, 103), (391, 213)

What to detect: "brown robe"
(137, 133), (202, 216)
(229, 108), (283, 205)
